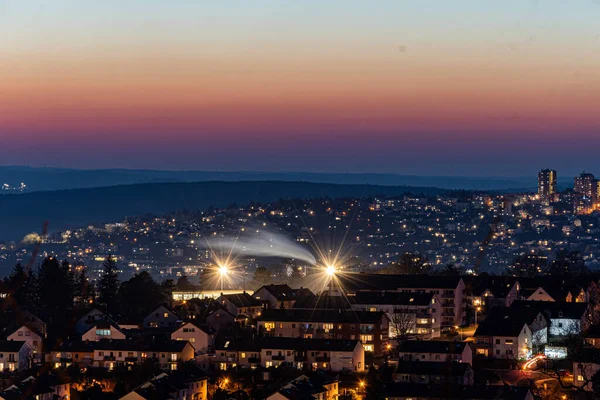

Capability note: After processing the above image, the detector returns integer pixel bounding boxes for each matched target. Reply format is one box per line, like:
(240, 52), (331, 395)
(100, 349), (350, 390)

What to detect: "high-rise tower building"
(538, 169), (557, 197)
(574, 172), (595, 198)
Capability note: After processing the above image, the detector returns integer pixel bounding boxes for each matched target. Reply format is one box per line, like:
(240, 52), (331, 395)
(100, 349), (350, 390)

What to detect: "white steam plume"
(206, 227), (316, 265)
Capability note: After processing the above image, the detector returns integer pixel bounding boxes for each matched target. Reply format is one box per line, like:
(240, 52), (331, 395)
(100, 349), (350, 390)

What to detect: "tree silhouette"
(75, 267), (95, 306)
(252, 266), (271, 288)
(97, 255), (119, 315)
(118, 271), (166, 320)
(37, 257), (75, 340)
(3, 263), (37, 307)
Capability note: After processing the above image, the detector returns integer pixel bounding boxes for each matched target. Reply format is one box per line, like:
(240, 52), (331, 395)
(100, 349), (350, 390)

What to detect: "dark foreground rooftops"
(379, 383), (532, 400)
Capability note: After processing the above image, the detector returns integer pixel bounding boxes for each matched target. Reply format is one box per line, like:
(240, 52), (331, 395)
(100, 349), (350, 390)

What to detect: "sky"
(1, 1), (600, 176)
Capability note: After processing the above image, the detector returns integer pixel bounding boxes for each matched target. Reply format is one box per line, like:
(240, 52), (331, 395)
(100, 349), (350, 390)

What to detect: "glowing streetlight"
(475, 306), (481, 325)
(326, 265), (336, 276)
(218, 264), (229, 291)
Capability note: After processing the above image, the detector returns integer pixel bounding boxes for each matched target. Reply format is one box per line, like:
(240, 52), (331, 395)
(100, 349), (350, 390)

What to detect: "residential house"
(0, 341), (32, 371)
(217, 292), (263, 319)
(170, 322), (214, 354)
(332, 274), (466, 330)
(397, 341), (473, 365)
(6, 325), (43, 363)
(257, 309), (389, 355)
(573, 348), (600, 392)
(143, 306), (181, 329)
(510, 300), (589, 337)
(488, 305), (549, 347)
(120, 371), (208, 400)
(51, 340), (195, 371)
(253, 284), (313, 310)
(267, 374), (339, 400)
(473, 317), (532, 360)
(75, 308), (108, 334)
(0, 374), (70, 400)
(469, 276), (520, 312)
(349, 292), (442, 340)
(205, 308), (236, 332)
(82, 320), (126, 342)
(393, 361), (474, 385)
(584, 324), (600, 348)
(214, 337), (364, 372)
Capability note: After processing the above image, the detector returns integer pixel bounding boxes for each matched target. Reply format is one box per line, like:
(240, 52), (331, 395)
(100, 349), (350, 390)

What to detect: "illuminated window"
(163, 312), (169, 318)
(578, 375), (584, 382)
(96, 329), (111, 336)
(369, 307), (377, 312)
(266, 361), (273, 367)
(364, 345), (374, 352)
(264, 322), (275, 331)
(361, 335), (373, 342)
(241, 353), (246, 358)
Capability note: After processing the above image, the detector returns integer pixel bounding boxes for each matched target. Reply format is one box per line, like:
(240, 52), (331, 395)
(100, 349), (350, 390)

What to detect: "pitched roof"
(471, 276), (518, 297)
(0, 340), (27, 352)
(379, 383), (532, 400)
(292, 294), (353, 310)
(398, 340), (468, 355)
(259, 309), (387, 324)
(485, 306), (544, 326)
(396, 361), (471, 375)
(350, 292), (435, 306)
(335, 274), (462, 292)
(256, 284), (314, 301)
(510, 300), (589, 320)
(220, 292), (262, 308)
(474, 318), (528, 337)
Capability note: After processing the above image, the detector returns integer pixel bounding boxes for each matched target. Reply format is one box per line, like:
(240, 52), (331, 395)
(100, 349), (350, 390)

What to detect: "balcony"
(104, 356), (116, 361)
(248, 357), (260, 364)
(442, 311), (455, 316)
(125, 357), (138, 362)
(272, 355), (285, 361)
(60, 357), (72, 362)
(315, 356), (330, 362)
(295, 355), (308, 362)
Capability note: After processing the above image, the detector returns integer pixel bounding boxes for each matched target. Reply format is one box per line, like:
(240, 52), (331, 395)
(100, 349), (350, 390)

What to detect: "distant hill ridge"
(0, 180), (443, 241)
(0, 166), (543, 192)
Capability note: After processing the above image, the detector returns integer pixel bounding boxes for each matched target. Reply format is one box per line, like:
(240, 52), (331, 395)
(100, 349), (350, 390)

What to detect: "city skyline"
(2, 1), (600, 175)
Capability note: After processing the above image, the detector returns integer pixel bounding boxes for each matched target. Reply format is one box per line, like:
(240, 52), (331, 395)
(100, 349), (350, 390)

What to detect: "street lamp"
(475, 306), (481, 325)
(326, 265), (336, 277)
(218, 265), (229, 291)
(455, 325), (462, 342)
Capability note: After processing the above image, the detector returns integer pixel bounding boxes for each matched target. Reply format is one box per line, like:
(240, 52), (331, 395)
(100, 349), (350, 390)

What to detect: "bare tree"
(390, 307), (416, 345)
